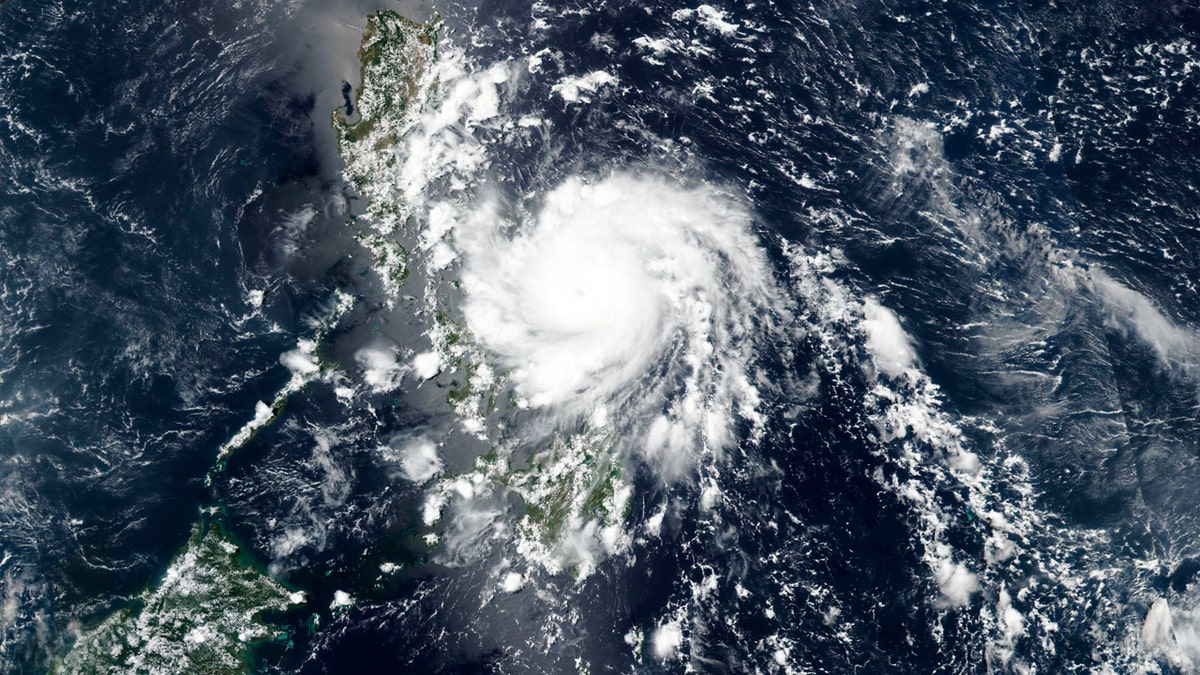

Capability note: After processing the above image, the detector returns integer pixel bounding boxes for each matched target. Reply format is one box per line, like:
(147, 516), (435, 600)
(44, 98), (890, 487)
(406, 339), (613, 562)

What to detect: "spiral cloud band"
(459, 173), (783, 472)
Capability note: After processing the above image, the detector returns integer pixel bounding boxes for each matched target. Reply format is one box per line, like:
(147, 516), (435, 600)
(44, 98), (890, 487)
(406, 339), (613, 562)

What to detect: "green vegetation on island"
(52, 522), (301, 675)
(333, 11), (442, 303)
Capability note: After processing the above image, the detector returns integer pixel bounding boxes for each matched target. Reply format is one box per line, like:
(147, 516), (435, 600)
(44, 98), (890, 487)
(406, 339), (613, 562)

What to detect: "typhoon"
(460, 174), (780, 463)
(445, 171), (792, 573)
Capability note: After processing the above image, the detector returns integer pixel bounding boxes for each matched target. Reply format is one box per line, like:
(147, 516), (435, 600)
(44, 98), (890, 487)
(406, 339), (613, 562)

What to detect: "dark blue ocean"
(4, 0), (1200, 672)
(0, 0), (392, 668)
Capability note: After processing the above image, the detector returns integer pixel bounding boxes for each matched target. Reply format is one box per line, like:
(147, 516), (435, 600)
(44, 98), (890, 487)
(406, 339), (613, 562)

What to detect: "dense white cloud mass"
(458, 174), (782, 468)
(862, 297), (917, 378)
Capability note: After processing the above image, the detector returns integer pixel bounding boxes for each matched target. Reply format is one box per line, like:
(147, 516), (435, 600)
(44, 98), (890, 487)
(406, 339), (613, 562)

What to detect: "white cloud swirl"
(457, 173), (783, 472)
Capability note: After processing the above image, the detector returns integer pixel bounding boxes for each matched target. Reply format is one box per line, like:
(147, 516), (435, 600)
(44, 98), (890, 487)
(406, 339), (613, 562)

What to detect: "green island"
(52, 10), (441, 674)
(51, 523), (301, 675)
(333, 11), (441, 303)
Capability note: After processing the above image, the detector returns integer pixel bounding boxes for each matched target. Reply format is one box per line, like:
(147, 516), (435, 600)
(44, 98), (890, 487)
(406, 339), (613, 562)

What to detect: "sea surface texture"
(3, 0), (1200, 672)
